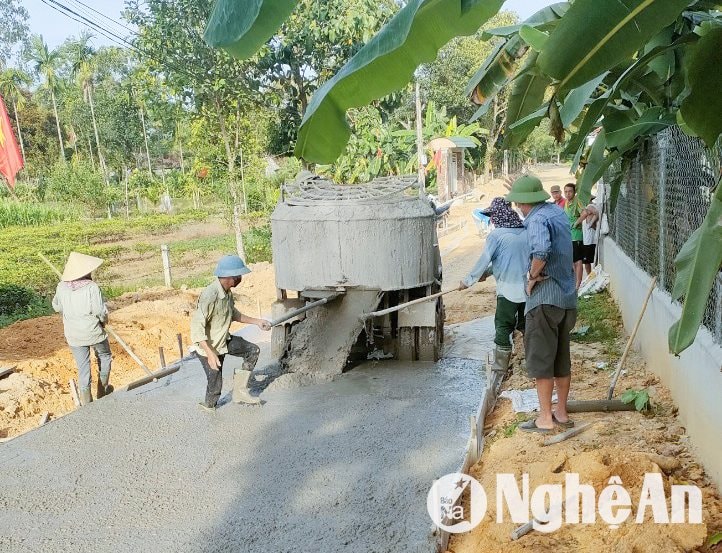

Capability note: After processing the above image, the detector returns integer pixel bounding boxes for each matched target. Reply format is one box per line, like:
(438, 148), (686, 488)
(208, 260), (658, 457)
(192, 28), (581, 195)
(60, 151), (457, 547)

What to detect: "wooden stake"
(39, 412), (50, 426)
(607, 276), (657, 400)
(543, 422), (595, 446)
(176, 333), (183, 358)
(69, 379), (81, 407)
(159, 346), (166, 368)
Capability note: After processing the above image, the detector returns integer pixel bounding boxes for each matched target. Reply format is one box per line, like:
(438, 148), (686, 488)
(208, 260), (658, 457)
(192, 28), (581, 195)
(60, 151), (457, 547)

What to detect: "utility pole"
(415, 80), (426, 198)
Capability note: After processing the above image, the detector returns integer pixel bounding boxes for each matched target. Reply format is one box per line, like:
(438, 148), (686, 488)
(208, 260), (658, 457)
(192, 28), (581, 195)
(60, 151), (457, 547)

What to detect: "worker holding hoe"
(191, 255), (271, 410)
(52, 252), (113, 406)
(459, 197), (529, 373)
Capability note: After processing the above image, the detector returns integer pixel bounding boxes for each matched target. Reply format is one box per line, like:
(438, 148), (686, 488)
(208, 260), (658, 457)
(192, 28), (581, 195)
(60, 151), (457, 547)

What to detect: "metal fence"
(606, 126), (722, 345)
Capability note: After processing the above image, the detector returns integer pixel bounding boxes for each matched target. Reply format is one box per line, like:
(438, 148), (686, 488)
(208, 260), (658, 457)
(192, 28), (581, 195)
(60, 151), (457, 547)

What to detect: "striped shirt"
(523, 202), (577, 314)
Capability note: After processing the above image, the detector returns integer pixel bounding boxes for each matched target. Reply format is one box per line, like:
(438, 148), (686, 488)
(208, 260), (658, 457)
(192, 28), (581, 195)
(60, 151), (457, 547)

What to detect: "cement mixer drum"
(270, 174), (444, 369)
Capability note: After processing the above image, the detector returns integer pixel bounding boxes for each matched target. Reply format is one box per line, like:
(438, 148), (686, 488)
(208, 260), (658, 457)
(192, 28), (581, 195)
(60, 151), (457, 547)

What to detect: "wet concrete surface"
(0, 321), (494, 553)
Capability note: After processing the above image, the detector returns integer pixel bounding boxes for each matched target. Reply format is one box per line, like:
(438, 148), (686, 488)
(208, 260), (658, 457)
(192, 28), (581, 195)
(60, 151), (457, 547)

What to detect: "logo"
(427, 473), (702, 533)
(426, 473), (487, 533)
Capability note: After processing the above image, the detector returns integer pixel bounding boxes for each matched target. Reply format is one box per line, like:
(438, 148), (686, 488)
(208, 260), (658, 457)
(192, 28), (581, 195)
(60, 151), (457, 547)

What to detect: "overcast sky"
(24, 0), (558, 49)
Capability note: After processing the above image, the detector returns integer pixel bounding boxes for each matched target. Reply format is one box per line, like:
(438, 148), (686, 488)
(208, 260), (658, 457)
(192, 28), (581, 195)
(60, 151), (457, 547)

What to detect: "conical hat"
(61, 252), (104, 282)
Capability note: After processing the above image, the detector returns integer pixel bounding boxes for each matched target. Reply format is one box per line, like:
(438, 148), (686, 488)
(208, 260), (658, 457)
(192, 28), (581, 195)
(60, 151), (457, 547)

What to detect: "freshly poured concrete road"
(0, 323), (493, 553)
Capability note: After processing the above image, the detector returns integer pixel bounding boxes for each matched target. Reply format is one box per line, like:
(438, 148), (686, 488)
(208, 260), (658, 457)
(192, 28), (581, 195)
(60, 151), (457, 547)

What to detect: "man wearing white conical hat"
(52, 252), (113, 406)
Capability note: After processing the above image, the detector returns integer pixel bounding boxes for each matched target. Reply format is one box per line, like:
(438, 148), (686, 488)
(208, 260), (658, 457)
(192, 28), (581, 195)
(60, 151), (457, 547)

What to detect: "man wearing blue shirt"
(505, 175), (578, 433)
(460, 197), (529, 373)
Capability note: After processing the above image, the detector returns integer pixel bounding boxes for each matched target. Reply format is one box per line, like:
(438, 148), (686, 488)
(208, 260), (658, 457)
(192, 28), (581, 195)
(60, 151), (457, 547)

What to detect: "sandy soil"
(440, 165), (722, 551)
(0, 262), (278, 439)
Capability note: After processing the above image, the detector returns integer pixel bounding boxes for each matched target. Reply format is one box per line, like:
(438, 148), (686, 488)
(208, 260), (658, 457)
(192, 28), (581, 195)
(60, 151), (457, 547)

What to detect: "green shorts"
(524, 305), (577, 379)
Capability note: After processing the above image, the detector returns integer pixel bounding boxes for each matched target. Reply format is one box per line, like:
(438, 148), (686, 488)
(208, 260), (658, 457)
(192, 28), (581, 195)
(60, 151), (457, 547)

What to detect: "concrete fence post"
(161, 244), (172, 287)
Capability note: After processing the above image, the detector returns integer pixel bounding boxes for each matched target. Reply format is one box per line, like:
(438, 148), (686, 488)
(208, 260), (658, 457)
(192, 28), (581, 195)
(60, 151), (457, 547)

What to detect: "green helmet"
(505, 175), (550, 204)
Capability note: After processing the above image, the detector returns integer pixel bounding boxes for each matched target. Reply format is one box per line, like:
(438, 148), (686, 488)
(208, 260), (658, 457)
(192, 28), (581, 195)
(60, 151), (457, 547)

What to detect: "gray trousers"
(70, 339), (112, 391)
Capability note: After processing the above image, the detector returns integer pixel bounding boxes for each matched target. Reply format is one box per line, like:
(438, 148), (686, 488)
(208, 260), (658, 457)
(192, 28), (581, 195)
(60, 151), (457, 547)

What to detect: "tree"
(253, 0), (398, 154)
(0, 0), (29, 68)
(0, 68), (31, 162)
(65, 32), (108, 183)
(27, 36), (66, 161)
(125, 0), (264, 259)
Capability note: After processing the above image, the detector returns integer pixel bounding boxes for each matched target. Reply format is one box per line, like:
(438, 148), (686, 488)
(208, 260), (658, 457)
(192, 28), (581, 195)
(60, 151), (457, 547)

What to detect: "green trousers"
(495, 295), (525, 348)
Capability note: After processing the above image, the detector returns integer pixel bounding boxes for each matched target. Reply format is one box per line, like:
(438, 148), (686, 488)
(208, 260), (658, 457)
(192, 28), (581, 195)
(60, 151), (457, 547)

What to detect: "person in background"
(190, 255), (271, 411)
(52, 252), (113, 406)
(459, 198), (529, 373)
(505, 175), (577, 433)
(578, 201), (601, 277)
(550, 185), (566, 208)
(564, 183), (585, 289)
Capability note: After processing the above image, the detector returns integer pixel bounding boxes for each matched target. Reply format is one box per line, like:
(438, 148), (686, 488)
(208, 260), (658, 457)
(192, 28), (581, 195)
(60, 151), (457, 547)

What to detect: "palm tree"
(0, 68), (31, 163)
(27, 35), (65, 160)
(68, 32), (107, 182)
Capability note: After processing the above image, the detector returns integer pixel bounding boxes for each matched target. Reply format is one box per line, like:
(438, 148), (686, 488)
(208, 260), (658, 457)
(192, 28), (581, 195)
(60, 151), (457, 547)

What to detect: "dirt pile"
(449, 340), (722, 552)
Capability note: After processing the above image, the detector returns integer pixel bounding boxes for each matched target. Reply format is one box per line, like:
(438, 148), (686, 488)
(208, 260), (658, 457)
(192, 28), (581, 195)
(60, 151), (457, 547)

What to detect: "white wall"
(601, 238), (722, 488)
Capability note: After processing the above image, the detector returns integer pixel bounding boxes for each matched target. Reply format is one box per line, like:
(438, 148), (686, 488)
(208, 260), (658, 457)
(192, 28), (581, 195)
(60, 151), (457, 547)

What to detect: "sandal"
(552, 414), (574, 428)
(519, 419), (554, 433)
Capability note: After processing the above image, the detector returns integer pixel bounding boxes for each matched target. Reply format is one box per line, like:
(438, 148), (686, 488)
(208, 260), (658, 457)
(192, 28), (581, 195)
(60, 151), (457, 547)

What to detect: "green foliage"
(0, 212), (208, 294)
(45, 159), (108, 208)
(620, 389), (652, 412)
(669, 181), (722, 354)
(295, 0), (504, 163)
(679, 26), (722, 148)
(0, 200), (79, 228)
(0, 284), (53, 329)
(575, 290), (623, 360)
(709, 532), (722, 547)
(537, 0), (690, 92)
(204, 0), (298, 60)
(243, 225), (272, 263)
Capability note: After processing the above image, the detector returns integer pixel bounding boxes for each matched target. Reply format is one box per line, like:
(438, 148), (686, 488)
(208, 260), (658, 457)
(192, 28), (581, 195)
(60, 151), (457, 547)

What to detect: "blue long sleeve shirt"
(463, 227), (529, 304)
(523, 202), (577, 314)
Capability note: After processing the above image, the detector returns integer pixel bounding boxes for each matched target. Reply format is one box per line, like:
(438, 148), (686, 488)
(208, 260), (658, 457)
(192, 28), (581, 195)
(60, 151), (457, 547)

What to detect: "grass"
(574, 289), (624, 360)
(0, 200), (80, 228)
(0, 211), (211, 295)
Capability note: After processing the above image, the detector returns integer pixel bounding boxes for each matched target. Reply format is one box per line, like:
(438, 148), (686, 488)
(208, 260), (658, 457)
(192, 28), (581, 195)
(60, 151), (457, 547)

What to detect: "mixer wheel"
(416, 327), (437, 362)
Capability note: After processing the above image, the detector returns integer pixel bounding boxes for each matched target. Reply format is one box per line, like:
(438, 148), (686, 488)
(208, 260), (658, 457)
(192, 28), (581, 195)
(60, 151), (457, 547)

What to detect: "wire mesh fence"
(606, 126), (722, 345)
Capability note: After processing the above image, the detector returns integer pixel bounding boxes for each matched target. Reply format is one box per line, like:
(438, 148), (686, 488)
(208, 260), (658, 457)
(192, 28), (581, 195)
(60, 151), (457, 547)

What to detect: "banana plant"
(205, 0), (722, 353)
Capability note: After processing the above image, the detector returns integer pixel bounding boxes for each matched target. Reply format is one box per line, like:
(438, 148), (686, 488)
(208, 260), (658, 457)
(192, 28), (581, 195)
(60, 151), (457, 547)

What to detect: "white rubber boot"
(232, 370), (261, 405)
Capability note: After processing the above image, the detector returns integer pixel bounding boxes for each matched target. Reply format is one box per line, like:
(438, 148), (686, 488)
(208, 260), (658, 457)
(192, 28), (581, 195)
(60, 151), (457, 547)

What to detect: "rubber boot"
(232, 370), (261, 405)
(492, 346), (512, 374)
(80, 387), (93, 406)
(97, 373), (113, 399)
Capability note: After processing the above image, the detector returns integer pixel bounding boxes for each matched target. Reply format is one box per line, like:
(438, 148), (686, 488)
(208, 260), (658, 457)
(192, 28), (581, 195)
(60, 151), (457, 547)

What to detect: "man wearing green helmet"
(505, 175), (578, 433)
(190, 255), (271, 410)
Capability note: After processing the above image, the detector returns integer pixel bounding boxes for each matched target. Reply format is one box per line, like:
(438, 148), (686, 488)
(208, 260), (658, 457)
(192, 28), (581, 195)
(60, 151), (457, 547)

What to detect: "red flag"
(0, 94), (24, 189)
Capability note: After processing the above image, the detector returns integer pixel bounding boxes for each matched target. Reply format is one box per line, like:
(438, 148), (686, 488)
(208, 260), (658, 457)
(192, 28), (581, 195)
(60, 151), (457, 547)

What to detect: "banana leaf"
(537, 0), (691, 92)
(502, 52), (550, 148)
(559, 73), (608, 128)
(563, 35), (697, 156)
(519, 25), (549, 52)
(204, 0), (298, 60)
(603, 106), (676, 150)
(668, 180), (722, 354)
(481, 2), (570, 40)
(295, 0), (504, 163)
(466, 3), (567, 108)
(576, 128), (610, 205)
(504, 103), (548, 149)
(679, 26), (722, 148)
(466, 38), (526, 105)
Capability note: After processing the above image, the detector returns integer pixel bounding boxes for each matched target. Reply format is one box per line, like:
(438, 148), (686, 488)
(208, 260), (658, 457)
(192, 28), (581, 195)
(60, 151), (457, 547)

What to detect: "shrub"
(0, 200), (79, 228)
(0, 284), (53, 328)
(243, 225), (272, 264)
